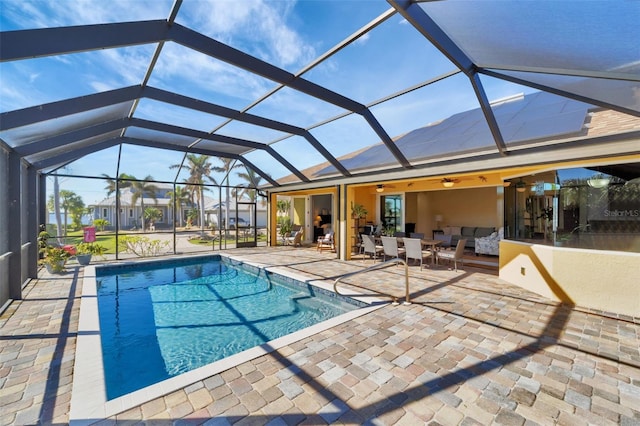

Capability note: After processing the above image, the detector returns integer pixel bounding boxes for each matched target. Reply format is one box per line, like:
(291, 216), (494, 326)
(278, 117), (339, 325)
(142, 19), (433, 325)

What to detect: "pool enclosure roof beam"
(32, 135), (280, 187)
(2, 2), (638, 190)
(388, 0), (508, 155)
(15, 116), (305, 183)
(0, 84), (348, 177)
(1, 20), (409, 171)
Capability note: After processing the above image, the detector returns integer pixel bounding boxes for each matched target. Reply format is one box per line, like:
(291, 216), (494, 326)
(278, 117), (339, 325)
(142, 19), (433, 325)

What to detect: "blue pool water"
(95, 256), (361, 399)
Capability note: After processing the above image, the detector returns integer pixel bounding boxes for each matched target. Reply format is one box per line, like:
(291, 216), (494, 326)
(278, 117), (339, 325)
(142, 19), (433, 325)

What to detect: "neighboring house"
(90, 183), (175, 230)
(204, 199), (268, 228)
(90, 184), (267, 230)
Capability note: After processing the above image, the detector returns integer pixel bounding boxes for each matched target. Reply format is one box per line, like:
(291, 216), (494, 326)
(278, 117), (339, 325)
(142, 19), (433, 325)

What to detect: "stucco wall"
(431, 187), (500, 228)
(414, 187), (500, 235)
(499, 240), (640, 317)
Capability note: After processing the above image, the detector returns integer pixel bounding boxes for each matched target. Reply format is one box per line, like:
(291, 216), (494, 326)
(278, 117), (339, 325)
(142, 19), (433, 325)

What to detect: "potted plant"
(351, 203), (368, 219)
(41, 246), (71, 273)
(75, 242), (107, 265)
(278, 217), (293, 244)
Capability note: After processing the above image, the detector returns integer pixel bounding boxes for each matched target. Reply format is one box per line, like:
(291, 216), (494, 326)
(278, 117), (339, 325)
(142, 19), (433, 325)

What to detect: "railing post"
(334, 258), (411, 305)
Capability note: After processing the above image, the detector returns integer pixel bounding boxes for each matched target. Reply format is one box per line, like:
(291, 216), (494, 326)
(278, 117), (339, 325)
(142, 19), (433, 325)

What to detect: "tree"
(237, 167), (266, 205)
(101, 173), (134, 230)
(167, 185), (191, 227)
(102, 173), (134, 197)
(213, 158), (241, 230)
(52, 175), (63, 243)
(144, 207), (162, 228)
(235, 167), (266, 227)
(171, 154), (216, 236)
(93, 218), (110, 232)
(129, 176), (159, 231)
(235, 167), (264, 201)
(47, 190), (85, 235)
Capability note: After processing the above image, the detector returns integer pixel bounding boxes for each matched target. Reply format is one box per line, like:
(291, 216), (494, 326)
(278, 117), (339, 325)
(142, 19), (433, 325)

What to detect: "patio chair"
(317, 230), (334, 252)
(434, 233), (452, 249)
(380, 235), (405, 262)
(436, 238), (467, 272)
(403, 237), (432, 269)
(353, 233), (364, 257)
(361, 234), (383, 263)
(409, 232), (424, 239)
(285, 229), (304, 247)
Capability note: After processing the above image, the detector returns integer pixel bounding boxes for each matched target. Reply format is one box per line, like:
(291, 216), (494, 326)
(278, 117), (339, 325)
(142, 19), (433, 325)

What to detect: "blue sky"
(1, 0), (536, 205)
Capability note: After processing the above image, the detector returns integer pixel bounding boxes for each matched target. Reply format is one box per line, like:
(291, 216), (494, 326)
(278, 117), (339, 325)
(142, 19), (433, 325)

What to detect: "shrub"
(118, 235), (169, 257)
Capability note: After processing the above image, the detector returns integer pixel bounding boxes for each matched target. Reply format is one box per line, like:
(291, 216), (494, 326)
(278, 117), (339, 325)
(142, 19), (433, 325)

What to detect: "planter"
(76, 254), (92, 266)
(45, 260), (66, 274)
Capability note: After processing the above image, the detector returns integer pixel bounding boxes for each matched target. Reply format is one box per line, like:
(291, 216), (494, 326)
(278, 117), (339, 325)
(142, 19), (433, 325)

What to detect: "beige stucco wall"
(414, 187), (501, 235)
(499, 240), (640, 317)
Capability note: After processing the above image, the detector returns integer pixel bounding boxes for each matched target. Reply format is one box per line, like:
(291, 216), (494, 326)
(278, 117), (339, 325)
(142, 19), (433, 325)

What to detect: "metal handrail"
(334, 257), (411, 305)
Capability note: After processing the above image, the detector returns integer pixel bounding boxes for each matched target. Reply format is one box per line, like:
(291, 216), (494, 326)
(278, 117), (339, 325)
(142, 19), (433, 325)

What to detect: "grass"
(62, 229), (268, 253)
(65, 231), (118, 254)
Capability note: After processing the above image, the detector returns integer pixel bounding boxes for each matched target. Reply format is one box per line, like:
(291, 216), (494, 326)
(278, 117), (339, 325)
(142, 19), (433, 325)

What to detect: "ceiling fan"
(374, 183), (396, 193)
(440, 178), (460, 188)
(427, 175), (487, 187)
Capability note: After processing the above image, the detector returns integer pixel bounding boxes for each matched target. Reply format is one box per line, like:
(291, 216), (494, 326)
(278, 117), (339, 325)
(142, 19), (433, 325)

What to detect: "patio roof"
(1, 1), (639, 188)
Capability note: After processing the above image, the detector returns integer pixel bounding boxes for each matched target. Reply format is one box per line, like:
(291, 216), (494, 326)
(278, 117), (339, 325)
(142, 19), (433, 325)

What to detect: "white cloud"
(3, 0), (172, 29)
(185, 0), (315, 68)
(0, 81), (34, 111)
(354, 33), (370, 46)
(153, 43), (276, 101)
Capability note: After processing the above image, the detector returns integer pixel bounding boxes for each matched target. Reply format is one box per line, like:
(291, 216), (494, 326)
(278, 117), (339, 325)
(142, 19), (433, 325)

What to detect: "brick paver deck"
(1, 247), (639, 425)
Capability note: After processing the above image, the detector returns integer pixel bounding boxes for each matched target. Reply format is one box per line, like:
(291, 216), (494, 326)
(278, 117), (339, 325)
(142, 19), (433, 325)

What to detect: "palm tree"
(235, 167), (264, 202)
(102, 173), (134, 229)
(235, 167), (266, 228)
(102, 173), (134, 197)
(129, 175), (159, 231)
(170, 154), (216, 236)
(213, 158), (241, 230)
(167, 185), (191, 227)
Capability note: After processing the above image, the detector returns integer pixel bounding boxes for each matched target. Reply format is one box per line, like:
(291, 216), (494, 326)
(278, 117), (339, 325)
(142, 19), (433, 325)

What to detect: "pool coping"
(69, 254), (386, 425)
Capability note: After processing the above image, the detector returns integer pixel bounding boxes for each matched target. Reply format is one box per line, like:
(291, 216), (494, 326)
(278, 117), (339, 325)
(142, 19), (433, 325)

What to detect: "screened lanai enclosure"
(1, 1), (639, 307)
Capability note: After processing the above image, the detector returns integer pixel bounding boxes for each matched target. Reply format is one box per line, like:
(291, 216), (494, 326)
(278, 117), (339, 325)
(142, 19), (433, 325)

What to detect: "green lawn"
(62, 230), (268, 253)
(65, 231), (117, 254)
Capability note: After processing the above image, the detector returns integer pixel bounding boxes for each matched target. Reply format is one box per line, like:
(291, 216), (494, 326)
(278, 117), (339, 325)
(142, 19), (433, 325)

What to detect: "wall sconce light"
(515, 179), (527, 193)
(376, 184), (384, 193)
(587, 176), (610, 188)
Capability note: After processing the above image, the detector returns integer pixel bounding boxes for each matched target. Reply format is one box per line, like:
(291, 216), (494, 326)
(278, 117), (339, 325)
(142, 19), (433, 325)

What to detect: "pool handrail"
(333, 257), (411, 305)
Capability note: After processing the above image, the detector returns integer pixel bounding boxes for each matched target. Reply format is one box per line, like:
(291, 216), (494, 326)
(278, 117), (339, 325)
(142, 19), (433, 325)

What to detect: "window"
(506, 164), (640, 252)
(102, 208), (107, 218)
(380, 194), (403, 234)
(129, 209), (133, 217)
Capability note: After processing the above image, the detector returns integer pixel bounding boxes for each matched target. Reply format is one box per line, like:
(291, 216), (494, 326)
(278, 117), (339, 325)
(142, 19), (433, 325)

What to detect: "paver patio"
(1, 247), (639, 425)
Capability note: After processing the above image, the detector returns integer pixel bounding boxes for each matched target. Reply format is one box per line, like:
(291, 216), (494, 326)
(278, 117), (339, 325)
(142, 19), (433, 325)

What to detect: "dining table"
(375, 236), (443, 265)
(418, 238), (443, 265)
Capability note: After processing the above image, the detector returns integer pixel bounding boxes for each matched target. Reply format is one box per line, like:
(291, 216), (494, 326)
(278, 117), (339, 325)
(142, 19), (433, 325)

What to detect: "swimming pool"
(95, 255), (363, 399)
(70, 254), (382, 422)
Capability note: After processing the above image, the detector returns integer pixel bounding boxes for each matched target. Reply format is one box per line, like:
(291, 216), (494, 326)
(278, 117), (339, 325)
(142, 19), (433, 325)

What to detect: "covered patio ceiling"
(1, 1), (639, 189)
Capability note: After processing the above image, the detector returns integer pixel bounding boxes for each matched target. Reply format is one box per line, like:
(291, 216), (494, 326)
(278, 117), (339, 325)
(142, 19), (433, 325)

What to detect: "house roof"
(1, 1), (638, 190)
